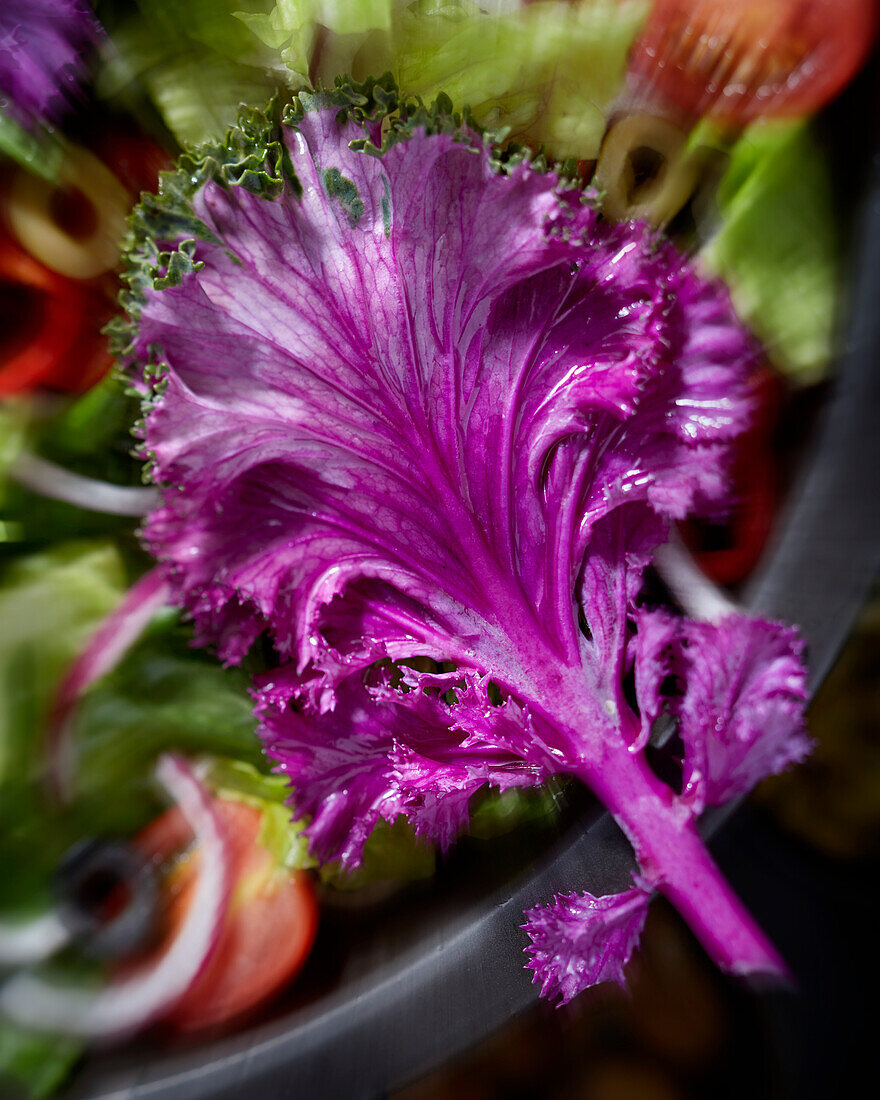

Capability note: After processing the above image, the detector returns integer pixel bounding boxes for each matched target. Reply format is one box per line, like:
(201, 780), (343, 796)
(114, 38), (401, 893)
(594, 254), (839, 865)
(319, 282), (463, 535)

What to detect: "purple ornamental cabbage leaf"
(257, 664), (550, 866)
(120, 89), (808, 997)
(0, 0), (98, 128)
(523, 880), (651, 1004)
(629, 607), (680, 753)
(522, 610), (809, 1001)
(674, 615), (812, 813)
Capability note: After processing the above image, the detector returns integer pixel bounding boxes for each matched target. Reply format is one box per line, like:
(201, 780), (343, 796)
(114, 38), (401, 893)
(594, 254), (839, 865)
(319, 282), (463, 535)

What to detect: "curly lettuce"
(117, 86), (809, 1000)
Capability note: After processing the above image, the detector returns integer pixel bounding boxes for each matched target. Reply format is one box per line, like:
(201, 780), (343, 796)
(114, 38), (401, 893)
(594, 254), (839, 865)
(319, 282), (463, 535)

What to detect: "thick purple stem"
(576, 739), (788, 980)
(509, 655), (788, 983)
(448, 547), (787, 984)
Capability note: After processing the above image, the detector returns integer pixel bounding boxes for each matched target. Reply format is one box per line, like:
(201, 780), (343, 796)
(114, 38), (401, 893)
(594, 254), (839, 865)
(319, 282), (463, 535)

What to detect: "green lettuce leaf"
(97, 0), (288, 146)
(700, 121), (840, 386)
(0, 601), (265, 913)
(467, 782), (566, 840)
(0, 113), (63, 182)
(391, 0), (645, 160)
(0, 542), (126, 914)
(237, 0), (393, 80)
(244, 0), (646, 159)
(33, 375), (143, 475)
(0, 377), (146, 551)
(0, 1022), (80, 1100)
(0, 401), (29, 491)
(69, 612), (263, 832)
(0, 542), (126, 786)
(319, 818), (435, 891)
(202, 757), (316, 869)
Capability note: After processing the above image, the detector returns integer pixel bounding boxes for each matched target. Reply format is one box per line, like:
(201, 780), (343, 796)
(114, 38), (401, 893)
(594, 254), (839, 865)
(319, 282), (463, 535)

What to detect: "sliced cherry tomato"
(132, 797), (318, 1033)
(0, 232), (89, 395)
(679, 366), (780, 585)
(0, 131), (167, 396)
(629, 0), (879, 125)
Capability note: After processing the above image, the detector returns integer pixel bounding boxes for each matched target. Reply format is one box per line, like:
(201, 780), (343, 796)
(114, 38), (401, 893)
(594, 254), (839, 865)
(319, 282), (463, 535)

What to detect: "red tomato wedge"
(629, 0), (879, 125)
(0, 232), (87, 395)
(0, 230), (115, 395)
(133, 798), (318, 1033)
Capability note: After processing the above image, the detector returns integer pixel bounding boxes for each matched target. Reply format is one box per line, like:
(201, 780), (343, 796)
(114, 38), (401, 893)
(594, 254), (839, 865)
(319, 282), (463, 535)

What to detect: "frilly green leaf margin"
(108, 96), (294, 362)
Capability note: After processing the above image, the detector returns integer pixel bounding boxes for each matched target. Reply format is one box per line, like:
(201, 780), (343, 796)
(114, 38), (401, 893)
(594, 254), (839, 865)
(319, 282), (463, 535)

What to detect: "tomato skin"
(0, 233), (87, 394)
(0, 131), (167, 396)
(133, 798), (318, 1034)
(629, 0), (879, 125)
(0, 230), (115, 395)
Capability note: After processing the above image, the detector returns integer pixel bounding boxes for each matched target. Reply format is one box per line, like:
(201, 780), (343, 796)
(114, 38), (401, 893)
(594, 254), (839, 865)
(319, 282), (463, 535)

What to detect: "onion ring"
(46, 568), (171, 801)
(0, 754), (231, 1041)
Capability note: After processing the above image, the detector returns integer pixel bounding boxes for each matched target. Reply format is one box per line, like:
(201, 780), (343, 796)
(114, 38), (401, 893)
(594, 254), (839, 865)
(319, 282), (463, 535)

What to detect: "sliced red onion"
(0, 910), (70, 967)
(47, 568), (171, 801)
(654, 534), (738, 623)
(9, 452), (159, 516)
(0, 754), (231, 1041)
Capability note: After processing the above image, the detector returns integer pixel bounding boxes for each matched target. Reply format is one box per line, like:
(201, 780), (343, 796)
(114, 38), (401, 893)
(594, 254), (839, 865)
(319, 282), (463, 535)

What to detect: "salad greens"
(0, 113), (63, 182)
(244, 0), (647, 159)
(69, 613), (263, 823)
(0, 1021), (80, 1100)
(0, 389), (148, 552)
(0, 403), (28, 489)
(1, 0), (848, 1067)
(701, 121), (840, 386)
(204, 757), (435, 883)
(95, 0), (286, 146)
(100, 0), (645, 157)
(0, 542), (125, 791)
(0, 540), (125, 945)
(115, 80), (809, 1001)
